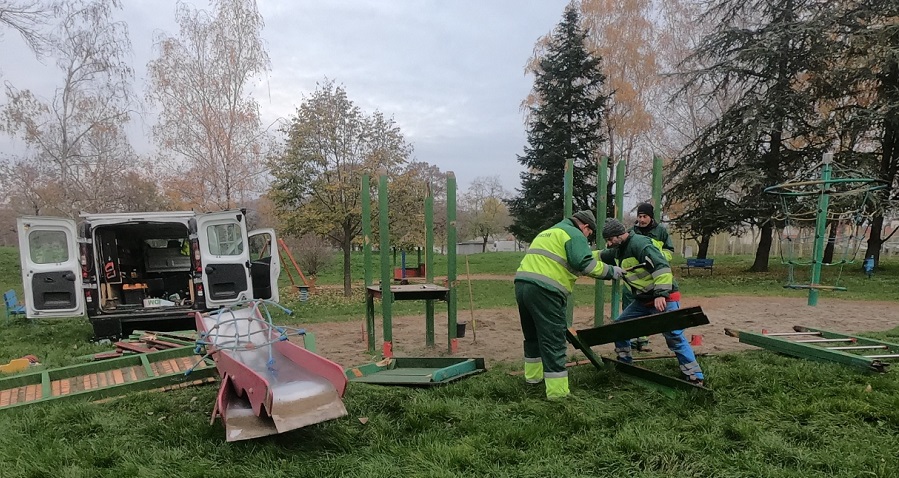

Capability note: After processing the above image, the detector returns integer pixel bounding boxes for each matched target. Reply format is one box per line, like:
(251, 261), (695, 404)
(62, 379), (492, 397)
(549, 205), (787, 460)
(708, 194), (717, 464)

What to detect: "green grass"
(2, 348), (899, 477)
(3, 246), (899, 476)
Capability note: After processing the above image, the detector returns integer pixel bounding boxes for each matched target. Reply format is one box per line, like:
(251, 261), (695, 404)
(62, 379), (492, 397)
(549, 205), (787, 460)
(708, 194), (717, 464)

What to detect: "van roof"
(79, 211), (197, 221)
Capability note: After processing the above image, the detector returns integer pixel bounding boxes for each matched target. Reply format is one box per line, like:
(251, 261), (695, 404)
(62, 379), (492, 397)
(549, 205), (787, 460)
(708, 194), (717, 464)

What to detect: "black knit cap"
(636, 202), (654, 217)
(572, 210), (597, 232)
(602, 218), (627, 239)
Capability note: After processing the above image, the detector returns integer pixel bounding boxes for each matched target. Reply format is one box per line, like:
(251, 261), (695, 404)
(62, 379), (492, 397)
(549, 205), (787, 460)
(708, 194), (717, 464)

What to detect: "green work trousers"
(515, 280), (568, 374)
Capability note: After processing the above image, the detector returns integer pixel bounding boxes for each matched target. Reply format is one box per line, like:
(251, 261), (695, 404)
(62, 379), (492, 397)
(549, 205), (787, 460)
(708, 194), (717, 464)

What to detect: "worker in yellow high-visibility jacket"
(514, 210), (624, 399)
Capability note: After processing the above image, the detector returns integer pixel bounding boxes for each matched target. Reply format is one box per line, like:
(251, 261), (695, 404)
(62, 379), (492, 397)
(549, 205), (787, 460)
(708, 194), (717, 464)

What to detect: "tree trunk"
(342, 225), (352, 297)
(482, 235), (489, 253)
(864, 214), (884, 268)
(750, 224), (773, 272)
(696, 234), (711, 259)
(823, 220), (836, 265)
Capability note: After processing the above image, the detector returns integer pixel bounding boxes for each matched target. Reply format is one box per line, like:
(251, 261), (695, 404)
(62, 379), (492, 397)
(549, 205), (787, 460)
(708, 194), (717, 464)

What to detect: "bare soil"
(302, 295), (899, 369)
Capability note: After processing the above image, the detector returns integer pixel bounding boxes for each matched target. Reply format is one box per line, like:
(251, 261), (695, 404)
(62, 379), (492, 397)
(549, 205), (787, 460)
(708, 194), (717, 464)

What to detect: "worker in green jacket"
(625, 202), (675, 351)
(631, 202), (674, 261)
(514, 210), (624, 399)
(599, 218), (704, 385)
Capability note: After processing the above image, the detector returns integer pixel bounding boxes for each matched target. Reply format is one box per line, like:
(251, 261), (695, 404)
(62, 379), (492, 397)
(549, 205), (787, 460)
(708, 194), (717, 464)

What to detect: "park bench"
(681, 258), (714, 276)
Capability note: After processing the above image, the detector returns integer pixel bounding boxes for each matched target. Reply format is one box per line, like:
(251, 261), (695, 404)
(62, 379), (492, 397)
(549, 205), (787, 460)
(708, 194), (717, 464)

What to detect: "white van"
(16, 209), (280, 340)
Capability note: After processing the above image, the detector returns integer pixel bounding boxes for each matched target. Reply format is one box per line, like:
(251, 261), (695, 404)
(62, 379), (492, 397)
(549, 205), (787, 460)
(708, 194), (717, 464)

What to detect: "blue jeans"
(613, 300), (704, 380)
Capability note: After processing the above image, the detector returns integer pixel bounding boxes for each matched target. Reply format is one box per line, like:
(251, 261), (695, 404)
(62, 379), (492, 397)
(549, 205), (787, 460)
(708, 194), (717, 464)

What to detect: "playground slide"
(195, 305), (348, 442)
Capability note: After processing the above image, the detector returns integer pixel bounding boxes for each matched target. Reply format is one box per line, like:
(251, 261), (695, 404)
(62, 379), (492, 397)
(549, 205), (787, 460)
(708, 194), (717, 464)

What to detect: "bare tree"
(0, 0), (149, 217)
(0, 0), (57, 58)
(146, 0), (271, 211)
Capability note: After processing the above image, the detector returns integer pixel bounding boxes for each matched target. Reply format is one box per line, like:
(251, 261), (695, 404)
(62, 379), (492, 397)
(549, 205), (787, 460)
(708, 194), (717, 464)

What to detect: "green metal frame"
(566, 329), (712, 399)
(565, 306), (713, 398)
(0, 346), (216, 410)
(724, 326), (894, 373)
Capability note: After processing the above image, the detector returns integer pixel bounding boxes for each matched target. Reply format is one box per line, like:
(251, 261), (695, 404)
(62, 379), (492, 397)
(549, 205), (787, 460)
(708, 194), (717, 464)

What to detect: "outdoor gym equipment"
(361, 171), (459, 356)
(764, 152), (887, 305)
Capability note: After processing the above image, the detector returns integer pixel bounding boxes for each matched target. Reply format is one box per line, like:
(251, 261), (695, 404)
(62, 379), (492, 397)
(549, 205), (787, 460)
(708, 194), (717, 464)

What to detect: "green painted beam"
(574, 306), (710, 347)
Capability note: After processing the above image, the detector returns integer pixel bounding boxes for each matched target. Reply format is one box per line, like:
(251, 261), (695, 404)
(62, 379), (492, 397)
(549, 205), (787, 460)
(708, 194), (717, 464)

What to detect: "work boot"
(685, 376), (705, 387)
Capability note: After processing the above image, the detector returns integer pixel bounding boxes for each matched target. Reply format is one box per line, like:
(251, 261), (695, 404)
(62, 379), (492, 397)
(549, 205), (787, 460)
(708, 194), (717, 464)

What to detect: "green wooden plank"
(344, 363), (387, 380)
(600, 356), (713, 400)
(349, 374), (433, 384)
(431, 359), (477, 382)
(41, 371), (50, 399)
(575, 306), (710, 347)
(374, 368), (437, 376)
(303, 332), (316, 353)
(140, 354), (155, 377)
(728, 328), (887, 372)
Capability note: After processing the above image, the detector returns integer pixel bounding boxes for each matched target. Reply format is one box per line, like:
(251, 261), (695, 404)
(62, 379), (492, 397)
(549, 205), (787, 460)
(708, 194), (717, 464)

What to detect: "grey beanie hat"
(602, 218), (627, 239)
(572, 210), (597, 231)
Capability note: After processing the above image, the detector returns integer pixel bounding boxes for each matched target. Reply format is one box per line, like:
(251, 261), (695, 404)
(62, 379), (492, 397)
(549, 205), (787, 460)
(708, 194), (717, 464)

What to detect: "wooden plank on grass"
(574, 306), (710, 347)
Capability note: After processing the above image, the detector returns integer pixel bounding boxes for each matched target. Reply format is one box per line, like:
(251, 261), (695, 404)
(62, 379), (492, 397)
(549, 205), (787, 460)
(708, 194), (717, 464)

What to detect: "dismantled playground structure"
(2, 154), (897, 441)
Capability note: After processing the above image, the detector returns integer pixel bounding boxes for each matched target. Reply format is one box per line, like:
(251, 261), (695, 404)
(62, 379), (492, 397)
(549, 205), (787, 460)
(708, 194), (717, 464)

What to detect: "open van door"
(196, 210), (252, 308)
(16, 217), (85, 318)
(248, 228), (280, 303)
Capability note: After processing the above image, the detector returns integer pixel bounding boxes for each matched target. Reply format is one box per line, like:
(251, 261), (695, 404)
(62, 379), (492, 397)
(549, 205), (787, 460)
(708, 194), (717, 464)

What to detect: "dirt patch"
(301, 295), (899, 369)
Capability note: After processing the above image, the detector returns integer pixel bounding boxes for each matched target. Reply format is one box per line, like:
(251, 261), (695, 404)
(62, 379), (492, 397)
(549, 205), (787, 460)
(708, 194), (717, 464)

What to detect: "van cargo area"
(18, 209), (280, 342)
(91, 222), (197, 338)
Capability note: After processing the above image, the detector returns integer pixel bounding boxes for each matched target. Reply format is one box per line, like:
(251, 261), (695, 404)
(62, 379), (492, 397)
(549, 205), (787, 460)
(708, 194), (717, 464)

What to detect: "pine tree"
(507, 5), (609, 242)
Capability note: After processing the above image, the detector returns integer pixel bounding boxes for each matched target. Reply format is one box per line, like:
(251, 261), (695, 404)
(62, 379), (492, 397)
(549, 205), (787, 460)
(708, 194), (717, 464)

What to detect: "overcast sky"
(0, 0), (570, 194)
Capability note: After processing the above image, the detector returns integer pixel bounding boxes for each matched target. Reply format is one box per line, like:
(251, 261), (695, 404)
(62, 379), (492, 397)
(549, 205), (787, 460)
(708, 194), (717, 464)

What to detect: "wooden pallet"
(0, 346), (217, 410)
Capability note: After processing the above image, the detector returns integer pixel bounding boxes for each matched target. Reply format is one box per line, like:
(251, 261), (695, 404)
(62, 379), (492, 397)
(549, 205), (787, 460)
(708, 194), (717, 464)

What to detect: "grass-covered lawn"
(2, 246), (899, 477)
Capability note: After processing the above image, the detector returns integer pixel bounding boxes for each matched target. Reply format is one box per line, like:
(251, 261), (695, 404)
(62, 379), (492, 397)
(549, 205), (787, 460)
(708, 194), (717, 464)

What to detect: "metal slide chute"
(196, 303), (348, 442)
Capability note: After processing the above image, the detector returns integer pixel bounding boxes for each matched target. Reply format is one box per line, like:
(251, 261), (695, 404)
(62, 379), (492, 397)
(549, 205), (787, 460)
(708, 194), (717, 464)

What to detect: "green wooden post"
(425, 182), (435, 347)
(595, 156), (609, 326)
(362, 174), (372, 287)
(564, 158), (574, 326)
(652, 155), (663, 222)
(809, 153), (833, 306)
(362, 173), (375, 352)
(447, 172), (458, 353)
(610, 159), (626, 318)
(378, 171), (394, 347)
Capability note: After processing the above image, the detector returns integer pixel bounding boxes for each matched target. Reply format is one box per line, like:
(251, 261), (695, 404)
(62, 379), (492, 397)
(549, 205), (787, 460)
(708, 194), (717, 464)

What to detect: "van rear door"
(248, 228), (280, 303)
(196, 210), (252, 307)
(16, 217), (85, 318)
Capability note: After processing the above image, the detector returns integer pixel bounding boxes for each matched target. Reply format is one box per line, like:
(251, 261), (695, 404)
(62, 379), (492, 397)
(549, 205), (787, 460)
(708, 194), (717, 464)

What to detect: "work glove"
(610, 266), (625, 280)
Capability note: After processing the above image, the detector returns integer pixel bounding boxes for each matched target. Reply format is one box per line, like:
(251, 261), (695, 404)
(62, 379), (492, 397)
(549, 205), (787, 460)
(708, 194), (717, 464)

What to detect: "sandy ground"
(302, 293), (899, 369)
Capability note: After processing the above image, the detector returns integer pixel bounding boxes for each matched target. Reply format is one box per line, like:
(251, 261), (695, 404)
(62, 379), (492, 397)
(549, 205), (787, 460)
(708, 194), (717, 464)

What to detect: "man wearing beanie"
(598, 218), (705, 385)
(632, 202), (674, 261)
(514, 210), (624, 399)
(626, 202), (675, 351)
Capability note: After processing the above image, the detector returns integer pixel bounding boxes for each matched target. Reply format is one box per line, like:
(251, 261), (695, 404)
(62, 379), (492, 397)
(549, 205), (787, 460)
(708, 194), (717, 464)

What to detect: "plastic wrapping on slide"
(195, 303), (348, 442)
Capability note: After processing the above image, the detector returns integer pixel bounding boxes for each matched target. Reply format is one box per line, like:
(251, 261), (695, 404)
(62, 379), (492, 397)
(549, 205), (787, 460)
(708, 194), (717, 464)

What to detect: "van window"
(29, 230), (69, 264)
(207, 223), (244, 256)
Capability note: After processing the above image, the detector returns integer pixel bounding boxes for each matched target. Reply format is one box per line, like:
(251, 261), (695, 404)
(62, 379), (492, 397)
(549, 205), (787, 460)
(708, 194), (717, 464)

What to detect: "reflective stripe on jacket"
(515, 219), (614, 295)
(599, 234), (677, 303)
